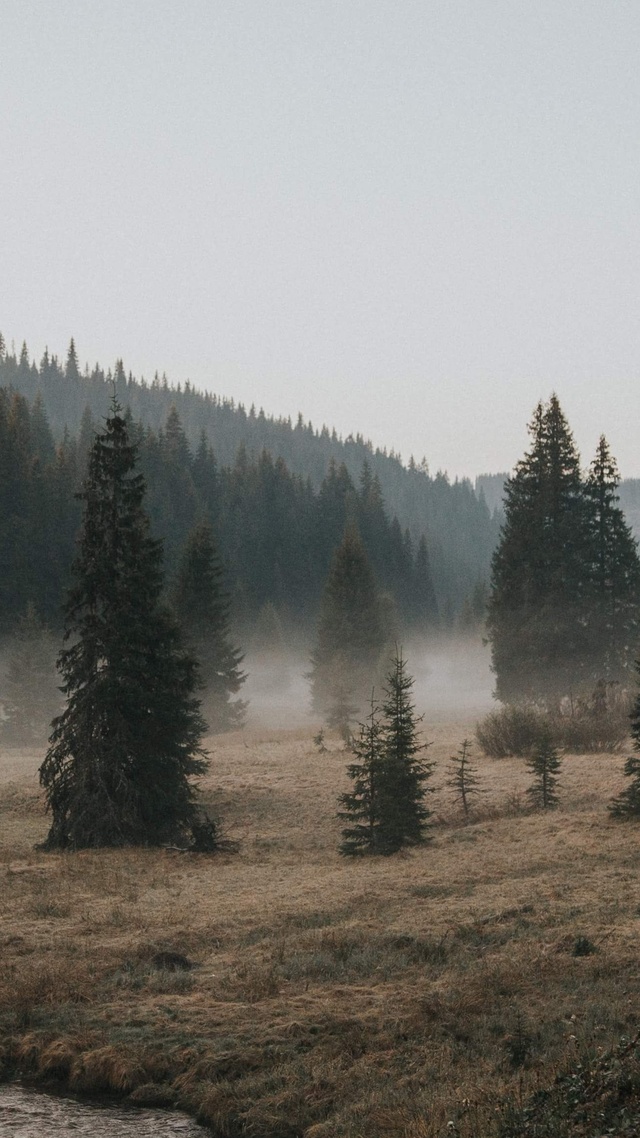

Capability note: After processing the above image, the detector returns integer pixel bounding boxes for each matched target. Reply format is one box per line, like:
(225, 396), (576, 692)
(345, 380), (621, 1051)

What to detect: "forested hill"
(0, 337), (499, 614)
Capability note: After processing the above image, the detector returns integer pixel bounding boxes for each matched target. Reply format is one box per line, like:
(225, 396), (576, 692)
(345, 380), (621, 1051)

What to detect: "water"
(0, 1085), (209, 1136)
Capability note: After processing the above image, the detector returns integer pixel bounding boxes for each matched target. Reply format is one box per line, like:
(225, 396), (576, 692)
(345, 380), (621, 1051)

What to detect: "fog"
(242, 633), (493, 732)
(0, 631), (494, 745)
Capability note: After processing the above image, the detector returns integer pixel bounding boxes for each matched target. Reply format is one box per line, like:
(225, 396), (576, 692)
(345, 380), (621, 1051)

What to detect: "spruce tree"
(172, 522), (246, 732)
(339, 693), (384, 855)
(39, 398), (208, 849)
(487, 396), (593, 703)
(1, 604), (61, 745)
(65, 338), (80, 382)
(413, 534), (439, 630)
(447, 739), (483, 818)
(583, 436), (640, 683)
(310, 526), (386, 734)
(526, 737), (562, 810)
(376, 649), (433, 853)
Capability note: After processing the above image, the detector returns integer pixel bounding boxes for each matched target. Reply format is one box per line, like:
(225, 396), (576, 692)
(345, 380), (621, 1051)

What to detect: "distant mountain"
(0, 336), (500, 614)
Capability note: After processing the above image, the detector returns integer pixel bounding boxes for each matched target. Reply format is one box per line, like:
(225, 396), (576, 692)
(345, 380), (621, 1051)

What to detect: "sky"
(3, 1), (640, 479)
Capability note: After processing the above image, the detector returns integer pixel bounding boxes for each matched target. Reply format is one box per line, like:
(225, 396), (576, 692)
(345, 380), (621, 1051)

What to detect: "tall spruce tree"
(376, 649), (433, 853)
(583, 436), (640, 683)
(487, 396), (593, 703)
(39, 398), (208, 849)
(172, 522), (246, 732)
(310, 526), (387, 734)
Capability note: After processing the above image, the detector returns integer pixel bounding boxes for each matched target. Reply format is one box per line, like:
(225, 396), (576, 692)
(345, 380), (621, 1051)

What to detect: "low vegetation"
(1, 723), (639, 1136)
(476, 695), (631, 758)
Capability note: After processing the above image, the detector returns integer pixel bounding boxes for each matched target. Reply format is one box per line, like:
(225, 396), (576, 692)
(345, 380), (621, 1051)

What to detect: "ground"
(0, 718), (639, 1136)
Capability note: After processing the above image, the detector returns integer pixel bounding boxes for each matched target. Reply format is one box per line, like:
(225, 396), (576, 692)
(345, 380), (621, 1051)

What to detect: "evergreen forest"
(0, 335), (497, 628)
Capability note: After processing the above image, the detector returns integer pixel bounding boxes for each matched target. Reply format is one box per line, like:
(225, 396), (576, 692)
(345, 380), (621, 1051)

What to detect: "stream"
(0, 1085), (209, 1136)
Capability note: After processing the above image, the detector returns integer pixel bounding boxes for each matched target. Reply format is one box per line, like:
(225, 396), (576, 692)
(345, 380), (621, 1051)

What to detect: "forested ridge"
(0, 336), (498, 621)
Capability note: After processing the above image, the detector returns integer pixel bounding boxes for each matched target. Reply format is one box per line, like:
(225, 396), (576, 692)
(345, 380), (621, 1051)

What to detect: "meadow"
(0, 719), (639, 1136)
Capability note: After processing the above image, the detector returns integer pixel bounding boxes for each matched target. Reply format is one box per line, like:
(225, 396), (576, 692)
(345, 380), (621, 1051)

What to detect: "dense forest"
(0, 338), (447, 639)
(0, 336), (498, 622)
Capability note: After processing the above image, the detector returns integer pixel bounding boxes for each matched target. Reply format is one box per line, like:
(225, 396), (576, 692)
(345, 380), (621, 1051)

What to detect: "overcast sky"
(3, 1), (640, 478)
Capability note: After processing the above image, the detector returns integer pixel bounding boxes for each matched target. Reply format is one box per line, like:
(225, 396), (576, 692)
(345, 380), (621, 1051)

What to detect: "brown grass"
(0, 722), (638, 1136)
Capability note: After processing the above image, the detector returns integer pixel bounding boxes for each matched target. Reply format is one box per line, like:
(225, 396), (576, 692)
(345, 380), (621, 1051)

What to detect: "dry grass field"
(0, 718), (639, 1136)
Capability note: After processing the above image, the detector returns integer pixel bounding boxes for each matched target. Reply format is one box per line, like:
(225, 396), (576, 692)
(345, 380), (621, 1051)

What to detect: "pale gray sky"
(3, 1), (640, 477)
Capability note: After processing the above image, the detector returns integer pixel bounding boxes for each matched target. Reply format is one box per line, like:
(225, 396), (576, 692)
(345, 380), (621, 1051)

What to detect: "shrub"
(476, 705), (546, 758)
(478, 689), (631, 758)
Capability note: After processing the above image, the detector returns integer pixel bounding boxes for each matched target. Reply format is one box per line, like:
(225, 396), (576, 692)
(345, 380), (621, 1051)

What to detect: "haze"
(3, 1), (640, 477)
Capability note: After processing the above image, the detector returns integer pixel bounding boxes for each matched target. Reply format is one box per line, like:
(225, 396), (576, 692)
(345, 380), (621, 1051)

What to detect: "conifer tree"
(376, 649), (433, 853)
(172, 522), (246, 732)
(488, 396), (593, 703)
(65, 338), (80, 381)
(447, 739), (483, 818)
(39, 398), (208, 849)
(339, 693), (384, 855)
(310, 526), (386, 733)
(526, 737), (562, 810)
(1, 604), (61, 744)
(30, 394), (56, 465)
(609, 753), (640, 818)
(583, 436), (640, 682)
(413, 534), (439, 630)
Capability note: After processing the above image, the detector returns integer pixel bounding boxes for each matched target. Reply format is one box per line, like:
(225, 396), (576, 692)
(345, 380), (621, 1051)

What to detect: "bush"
(476, 705), (546, 758)
(477, 688), (631, 758)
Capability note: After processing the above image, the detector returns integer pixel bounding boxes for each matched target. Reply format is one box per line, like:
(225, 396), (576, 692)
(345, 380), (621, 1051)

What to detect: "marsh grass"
(0, 724), (638, 1136)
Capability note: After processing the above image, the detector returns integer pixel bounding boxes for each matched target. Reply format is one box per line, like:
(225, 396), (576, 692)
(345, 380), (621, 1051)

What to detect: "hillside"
(0, 337), (499, 615)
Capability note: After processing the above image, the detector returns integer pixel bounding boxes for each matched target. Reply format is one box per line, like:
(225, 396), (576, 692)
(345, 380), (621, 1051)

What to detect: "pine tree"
(310, 526), (387, 733)
(30, 394), (56, 465)
(39, 398), (208, 849)
(339, 693), (385, 855)
(583, 436), (640, 683)
(1, 604), (61, 745)
(66, 338), (80, 382)
(447, 739), (483, 818)
(487, 396), (593, 704)
(376, 649), (433, 853)
(172, 522), (246, 732)
(413, 535), (439, 630)
(526, 737), (562, 809)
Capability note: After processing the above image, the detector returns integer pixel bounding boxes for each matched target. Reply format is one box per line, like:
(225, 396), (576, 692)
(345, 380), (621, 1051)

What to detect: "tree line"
(0, 384), (438, 639)
(0, 334), (498, 616)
